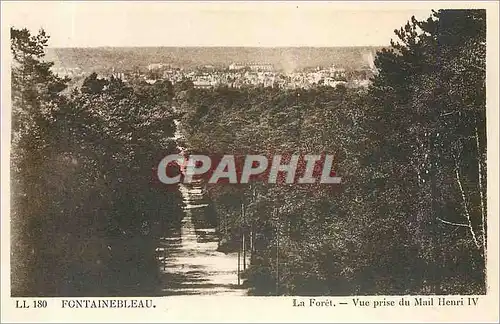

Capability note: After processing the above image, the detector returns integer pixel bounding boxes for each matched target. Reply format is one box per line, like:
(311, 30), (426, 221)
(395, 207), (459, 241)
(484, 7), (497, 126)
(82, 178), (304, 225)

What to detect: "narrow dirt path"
(156, 117), (247, 296)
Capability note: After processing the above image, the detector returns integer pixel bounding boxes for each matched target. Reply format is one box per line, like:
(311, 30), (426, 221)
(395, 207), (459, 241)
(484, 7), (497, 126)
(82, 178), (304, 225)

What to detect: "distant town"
(51, 61), (376, 90)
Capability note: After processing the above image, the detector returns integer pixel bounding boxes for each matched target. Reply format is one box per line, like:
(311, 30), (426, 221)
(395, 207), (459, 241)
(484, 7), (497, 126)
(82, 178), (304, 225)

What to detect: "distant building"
(248, 63), (273, 72)
(229, 63), (246, 71)
(148, 63), (165, 71)
(324, 78), (347, 88)
(229, 63), (274, 71)
(51, 66), (84, 78)
(112, 72), (126, 81)
(328, 64), (338, 73)
(193, 80), (213, 89)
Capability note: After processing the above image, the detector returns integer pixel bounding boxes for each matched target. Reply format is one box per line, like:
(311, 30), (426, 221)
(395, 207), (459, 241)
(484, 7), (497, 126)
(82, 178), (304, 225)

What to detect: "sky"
(2, 2), (436, 47)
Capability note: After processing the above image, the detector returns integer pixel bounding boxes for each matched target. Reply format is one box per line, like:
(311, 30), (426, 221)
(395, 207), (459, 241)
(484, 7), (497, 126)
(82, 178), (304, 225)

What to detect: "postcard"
(1, 1), (498, 322)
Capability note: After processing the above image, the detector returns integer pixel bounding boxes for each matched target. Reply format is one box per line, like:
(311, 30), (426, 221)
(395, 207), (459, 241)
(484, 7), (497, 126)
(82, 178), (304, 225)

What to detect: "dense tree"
(177, 9), (487, 295)
(11, 28), (183, 296)
(11, 27), (71, 295)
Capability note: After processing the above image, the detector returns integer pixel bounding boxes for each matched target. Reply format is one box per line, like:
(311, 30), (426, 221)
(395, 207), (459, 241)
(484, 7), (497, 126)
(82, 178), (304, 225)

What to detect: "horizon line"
(46, 44), (389, 49)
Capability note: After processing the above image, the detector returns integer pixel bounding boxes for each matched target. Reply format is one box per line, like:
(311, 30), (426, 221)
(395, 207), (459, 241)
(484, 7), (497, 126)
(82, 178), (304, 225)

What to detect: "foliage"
(10, 28), (182, 296)
(178, 9), (487, 295)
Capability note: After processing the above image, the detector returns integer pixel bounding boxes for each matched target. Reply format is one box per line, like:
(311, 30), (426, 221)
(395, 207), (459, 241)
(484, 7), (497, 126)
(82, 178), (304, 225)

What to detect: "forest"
(11, 28), (183, 296)
(10, 9), (486, 296)
(178, 9), (487, 295)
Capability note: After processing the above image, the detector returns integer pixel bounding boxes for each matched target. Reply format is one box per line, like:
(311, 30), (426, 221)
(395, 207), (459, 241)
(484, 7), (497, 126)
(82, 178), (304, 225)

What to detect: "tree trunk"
(454, 156), (480, 249)
(475, 124), (487, 257)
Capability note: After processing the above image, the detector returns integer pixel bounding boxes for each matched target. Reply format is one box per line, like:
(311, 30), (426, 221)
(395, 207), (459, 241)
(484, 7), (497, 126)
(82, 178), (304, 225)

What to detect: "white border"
(1, 1), (499, 323)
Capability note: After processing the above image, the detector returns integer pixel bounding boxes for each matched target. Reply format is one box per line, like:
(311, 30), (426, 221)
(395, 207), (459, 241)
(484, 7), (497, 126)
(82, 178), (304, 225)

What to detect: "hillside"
(44, 46), (382, 72)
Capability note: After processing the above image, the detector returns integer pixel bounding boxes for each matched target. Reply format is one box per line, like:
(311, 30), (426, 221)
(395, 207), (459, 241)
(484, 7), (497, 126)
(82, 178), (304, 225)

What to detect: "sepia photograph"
(1, 1), (499, 322)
